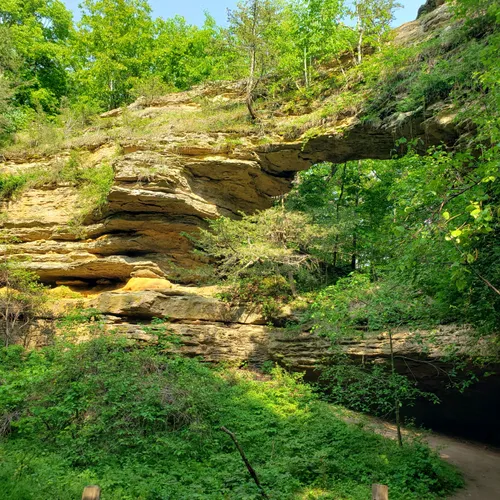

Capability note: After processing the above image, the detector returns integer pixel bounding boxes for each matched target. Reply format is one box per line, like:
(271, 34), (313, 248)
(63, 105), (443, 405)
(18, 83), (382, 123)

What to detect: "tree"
(286, 160), (393, 276)
(0, 261), (46, 347)
(312, 273), (442, 446)
(74, 0), (155, 109)
(0, 25), (19, 139)
(287, 0), (347, 87)
(195, 206), (336, 294)
(0, 0), (73, 112)
(349, 0), (401, 64)
(152, 13), (237, 91)
(0, 25), (19, 74)
(228, 0), (283, 119)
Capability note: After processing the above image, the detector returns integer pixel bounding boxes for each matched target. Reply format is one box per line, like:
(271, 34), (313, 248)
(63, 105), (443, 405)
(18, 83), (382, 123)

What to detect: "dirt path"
(425, 433), (500, 500)
(342, 414), (500, 499)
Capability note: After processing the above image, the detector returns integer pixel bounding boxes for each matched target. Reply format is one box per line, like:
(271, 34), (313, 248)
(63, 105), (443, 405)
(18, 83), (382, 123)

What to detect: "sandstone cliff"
(24, 277), (486, 383)
(0, 3), (476, 374)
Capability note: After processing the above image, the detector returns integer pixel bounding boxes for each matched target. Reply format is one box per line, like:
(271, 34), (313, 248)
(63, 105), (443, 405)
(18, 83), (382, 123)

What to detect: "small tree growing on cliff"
(228, 0), (283, 119)
(194, 206), (336, 293)
(0, 261), (46, 347)
(349, 0), (402, 63)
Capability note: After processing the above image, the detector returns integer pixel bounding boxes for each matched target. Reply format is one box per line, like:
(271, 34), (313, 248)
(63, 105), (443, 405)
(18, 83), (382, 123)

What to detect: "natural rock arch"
(0, 100), (462, 285)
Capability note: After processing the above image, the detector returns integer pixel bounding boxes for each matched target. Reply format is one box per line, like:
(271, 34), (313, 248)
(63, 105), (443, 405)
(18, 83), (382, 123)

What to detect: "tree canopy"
(0, 0), (405, 122)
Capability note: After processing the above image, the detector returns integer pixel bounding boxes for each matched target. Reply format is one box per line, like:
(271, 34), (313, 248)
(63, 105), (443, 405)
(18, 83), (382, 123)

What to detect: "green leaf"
(470, 208), (482, 219)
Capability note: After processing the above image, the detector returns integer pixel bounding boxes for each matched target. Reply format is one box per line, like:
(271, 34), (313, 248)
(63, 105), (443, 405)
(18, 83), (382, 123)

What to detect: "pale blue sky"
(63, 0), (425, 27)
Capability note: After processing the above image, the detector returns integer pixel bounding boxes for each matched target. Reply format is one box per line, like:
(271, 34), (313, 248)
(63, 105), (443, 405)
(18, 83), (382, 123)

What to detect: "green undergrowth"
(2, 98), (261, 159)
(217, 275), (294, 324)
(0, 336), (463, 500)
(362, 20), (491, 121)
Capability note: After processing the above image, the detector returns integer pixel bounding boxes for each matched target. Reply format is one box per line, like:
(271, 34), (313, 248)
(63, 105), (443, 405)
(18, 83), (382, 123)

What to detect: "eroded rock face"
(95, 284), (492, 376)
(0, 4), (463, 286)
(30, 283), (483, 376)
(115, 321), (273, 366)
(417, 0), (446, 19)
(92, 288), (266, 325)
(395, 3), (452, 46)
(1, 105), (463, 285)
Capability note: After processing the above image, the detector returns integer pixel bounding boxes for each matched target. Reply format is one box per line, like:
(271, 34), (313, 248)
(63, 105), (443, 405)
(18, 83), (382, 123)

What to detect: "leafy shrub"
(218, 275), (292, 322)
(0, 174), (27, 200)
(196, 206), (334, 294)
(129, 75), (176, 104)
(318, 359), (439, 418)
(78, 161), (114, 215)
(362, 22), (487, 119)
(9, 112), (64, 155)
(60, 97), (102, 133)
(311, 273), (437, 337)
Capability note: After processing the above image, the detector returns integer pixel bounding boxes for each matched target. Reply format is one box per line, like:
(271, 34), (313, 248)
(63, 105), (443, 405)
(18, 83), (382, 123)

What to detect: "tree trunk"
(333, 163), (347, 269)
(351, 236), (357, 270)
(357, 29), (364, 64)
(356, 6), (364, 65)
(288, 270), (297, 297)
(246, 91), (257, 121)
(335, 56), (347, 81)
(303, 46), (309, 87)
(246, 45), (257, 120)
(109, 78), (115, 110)
(351, 162), (361, 270)
(351, 201), (358, 271)
(246, 1), (258, 121)
(4, 309), (9, 347)
(389, 330), (403, 447)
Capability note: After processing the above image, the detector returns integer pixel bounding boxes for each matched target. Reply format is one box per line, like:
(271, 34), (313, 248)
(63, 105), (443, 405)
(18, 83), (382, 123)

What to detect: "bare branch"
(220, 426), (269, 499)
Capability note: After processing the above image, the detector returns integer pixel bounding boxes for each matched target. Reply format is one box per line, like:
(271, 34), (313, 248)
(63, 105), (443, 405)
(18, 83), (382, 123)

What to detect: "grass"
(272, 90), (368, 141)
(151, 100), (253, 134)
(1, 95), (270, 160)
(77, 162), (114, 217)
(0, 335), (463, 500)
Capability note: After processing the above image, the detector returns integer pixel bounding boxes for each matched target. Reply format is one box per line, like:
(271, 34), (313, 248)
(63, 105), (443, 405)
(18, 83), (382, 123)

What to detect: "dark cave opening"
(304, 361), (500, 447)
(403, 373), (500, 447)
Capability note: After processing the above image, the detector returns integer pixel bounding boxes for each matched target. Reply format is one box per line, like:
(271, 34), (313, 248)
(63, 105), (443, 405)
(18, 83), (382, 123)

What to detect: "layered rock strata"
(0, 3), (462, 285)
(32, 280), (485, 378)
(0, 2), (475, 376)
(1, 108), (462, 285)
